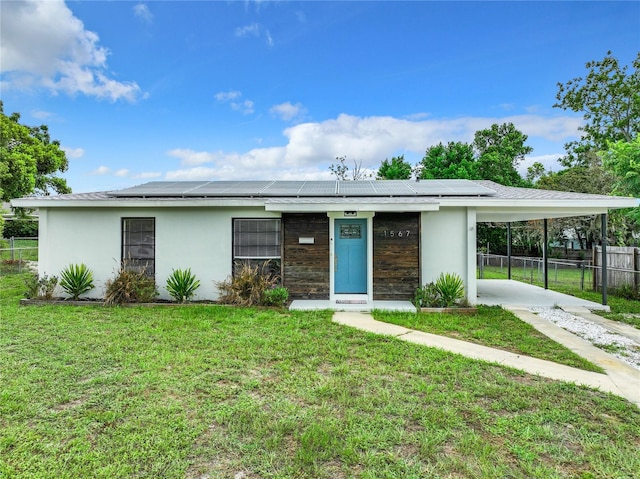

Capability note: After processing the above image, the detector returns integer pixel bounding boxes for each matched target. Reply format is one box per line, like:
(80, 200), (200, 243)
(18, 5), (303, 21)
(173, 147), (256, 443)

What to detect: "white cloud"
(519, 153), (564, 175)
(215, 90), (254, 115)
(214, 90), (242, 102)
(163, 113), (582, 182)
(31, 110), (53, 120)
(133, 3), (153, 23)
(62, 146), (85, 159)
(135, 171), (162, 179)
(92, 166), (111, 175)
(270, 102), (307, 122)
(0, 0), (142, 102)
(235, 22), (273, 47)
(235, 23), (261, 38)
(115, 169), (130, 177)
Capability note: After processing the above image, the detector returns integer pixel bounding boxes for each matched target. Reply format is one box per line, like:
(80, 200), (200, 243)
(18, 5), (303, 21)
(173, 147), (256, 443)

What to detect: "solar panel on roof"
(111, 179), (496, 198)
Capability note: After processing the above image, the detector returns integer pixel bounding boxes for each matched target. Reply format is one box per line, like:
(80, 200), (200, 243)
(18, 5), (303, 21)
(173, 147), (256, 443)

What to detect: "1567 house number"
(381, 230), (411, 238)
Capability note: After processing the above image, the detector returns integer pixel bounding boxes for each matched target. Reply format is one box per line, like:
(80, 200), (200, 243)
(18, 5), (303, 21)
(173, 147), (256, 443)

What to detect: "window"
(122, 218), (155, 276)
(233, 218), (281, 275)
(233, 218), (281, 259)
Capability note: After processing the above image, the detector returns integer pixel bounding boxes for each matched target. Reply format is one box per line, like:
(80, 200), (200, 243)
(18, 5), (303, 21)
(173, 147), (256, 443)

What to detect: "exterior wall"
(282, 213), (330, 299)
(38, 206), (279, 300)
(421, 207), (477, 303)
(373, 212), (420, 300)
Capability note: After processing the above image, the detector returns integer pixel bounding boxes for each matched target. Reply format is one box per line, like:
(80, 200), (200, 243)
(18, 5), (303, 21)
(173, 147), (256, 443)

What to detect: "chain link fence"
(477, 253), (598, 291)
(0, 237), (38, 274)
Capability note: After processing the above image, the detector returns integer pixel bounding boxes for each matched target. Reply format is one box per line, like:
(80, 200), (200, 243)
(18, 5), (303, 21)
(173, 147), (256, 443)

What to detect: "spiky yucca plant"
(59, 263), (94, 300)
(166, 268), (201, 303)
(434, 272), (465, 307)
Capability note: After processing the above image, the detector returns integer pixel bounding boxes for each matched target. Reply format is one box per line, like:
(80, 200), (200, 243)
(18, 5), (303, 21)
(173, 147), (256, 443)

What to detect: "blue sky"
(1, 1), (639, 193)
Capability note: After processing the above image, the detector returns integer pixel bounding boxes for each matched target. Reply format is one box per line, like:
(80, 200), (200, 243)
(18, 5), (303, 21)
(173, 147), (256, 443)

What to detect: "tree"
(473, 122), (532, 187)
(536, 156), (636, 247)
(329, 156), (371, 181)
(526, 161), (546, 183)
(601, 135), (640, 196)
(0, 101), (71, 202)
(554, 51), (640, 167)
(376, 155), (412, 180)
(601, 135), (640, 226)
(415, 141), (477, 180)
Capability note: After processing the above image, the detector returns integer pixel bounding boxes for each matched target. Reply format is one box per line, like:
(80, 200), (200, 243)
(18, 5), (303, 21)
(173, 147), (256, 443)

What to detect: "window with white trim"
(122, 217), (155, 276)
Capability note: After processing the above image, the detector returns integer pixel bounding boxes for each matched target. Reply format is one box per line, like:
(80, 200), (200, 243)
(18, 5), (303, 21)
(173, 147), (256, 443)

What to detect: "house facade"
(12, 180), (638, 305)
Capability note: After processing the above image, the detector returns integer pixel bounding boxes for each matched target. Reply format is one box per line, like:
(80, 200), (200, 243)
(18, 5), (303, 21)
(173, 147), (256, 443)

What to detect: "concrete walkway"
(333, 311), (640, 407)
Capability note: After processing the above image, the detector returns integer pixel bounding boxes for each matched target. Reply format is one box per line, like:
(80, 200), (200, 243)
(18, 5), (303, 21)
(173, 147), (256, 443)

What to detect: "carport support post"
(543, 219), (548, 290)
(507, 222), (512, 280)
(601, 213), (608, 306)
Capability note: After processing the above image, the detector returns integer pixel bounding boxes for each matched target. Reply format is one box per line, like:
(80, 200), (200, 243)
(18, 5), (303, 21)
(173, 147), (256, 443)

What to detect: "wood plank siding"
(282, 213), (330, 299)
(373, 213), (420, 300)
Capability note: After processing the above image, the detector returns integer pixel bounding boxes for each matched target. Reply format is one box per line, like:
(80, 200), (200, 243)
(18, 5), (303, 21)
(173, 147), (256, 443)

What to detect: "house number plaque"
(381, 230), (411, 238)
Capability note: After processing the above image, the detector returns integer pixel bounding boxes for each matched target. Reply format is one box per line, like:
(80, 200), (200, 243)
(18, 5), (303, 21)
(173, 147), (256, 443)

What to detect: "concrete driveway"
(477, 279), (609, 311)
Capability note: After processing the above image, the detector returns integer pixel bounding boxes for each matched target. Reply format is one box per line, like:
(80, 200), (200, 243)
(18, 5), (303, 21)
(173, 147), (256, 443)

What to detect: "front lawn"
(373, 306), (602, 372)
(1, 273), (639, 478)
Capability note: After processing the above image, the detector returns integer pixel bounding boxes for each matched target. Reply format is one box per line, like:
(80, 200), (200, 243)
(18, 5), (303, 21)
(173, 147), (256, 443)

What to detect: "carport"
(472, 181), (639, 306)
(476, 279), (609, 311)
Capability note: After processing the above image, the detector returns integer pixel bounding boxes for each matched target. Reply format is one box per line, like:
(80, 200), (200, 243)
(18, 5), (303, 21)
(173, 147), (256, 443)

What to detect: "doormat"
(335, 300), (367, 304)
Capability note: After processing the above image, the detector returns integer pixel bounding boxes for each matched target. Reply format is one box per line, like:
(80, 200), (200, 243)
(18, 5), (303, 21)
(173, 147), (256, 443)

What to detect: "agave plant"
(434, 272), (465, 307)
(166, 268), (201, 303)
(59, 263), (94, 300)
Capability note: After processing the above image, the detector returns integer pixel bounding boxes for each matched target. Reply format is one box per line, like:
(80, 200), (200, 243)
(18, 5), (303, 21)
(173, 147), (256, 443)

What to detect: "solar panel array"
(112, 180), (496, 198)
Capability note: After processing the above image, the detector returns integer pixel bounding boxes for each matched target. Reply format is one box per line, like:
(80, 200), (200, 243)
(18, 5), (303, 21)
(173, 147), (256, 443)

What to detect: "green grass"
(1, 273), (639, 478)
(373, 306), (602, 372)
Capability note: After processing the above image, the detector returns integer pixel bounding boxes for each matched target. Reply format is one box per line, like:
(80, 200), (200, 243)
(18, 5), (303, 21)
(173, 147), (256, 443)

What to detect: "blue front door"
(335, 219), (367, 294)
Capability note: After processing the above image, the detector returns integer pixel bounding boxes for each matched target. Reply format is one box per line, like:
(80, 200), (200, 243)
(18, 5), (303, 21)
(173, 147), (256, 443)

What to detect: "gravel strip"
(530, 307), (640, 370)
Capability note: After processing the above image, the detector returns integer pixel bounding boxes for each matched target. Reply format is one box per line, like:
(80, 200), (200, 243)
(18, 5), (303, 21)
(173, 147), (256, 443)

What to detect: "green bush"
(2, 218), (38, 238)
(166, 268), (201, 303)
(24, 274), (58, 300)
(435, 272), (465, 307)
(104, 263), (158, 305)
(414, 282), (441, 308)
(415, 273), (466, 308)
(59, 263), (95, 300)
(615, 284), (640, 301)
(216, 261), (278, 306)
(261, 286), (289, 307)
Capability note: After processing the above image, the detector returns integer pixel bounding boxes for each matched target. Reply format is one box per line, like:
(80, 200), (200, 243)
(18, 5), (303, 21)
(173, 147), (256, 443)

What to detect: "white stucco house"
(11, 179), (638, 306)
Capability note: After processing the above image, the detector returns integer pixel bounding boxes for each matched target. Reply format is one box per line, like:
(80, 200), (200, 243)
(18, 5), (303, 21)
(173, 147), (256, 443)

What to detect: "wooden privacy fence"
(593, 246), (640, 291)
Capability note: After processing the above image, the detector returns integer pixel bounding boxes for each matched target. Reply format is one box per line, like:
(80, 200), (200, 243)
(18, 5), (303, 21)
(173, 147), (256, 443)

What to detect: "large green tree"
(0, 102), (71, 202)
(415, 141), (477, 180)
(473, 122), (532, 187)
(376, 155), (412, 180)
(537, 157), (619, 248)
(554, 51), (640, 167)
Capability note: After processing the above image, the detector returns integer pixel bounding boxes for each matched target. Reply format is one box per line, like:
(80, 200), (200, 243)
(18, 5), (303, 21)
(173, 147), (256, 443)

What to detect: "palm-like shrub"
(59, 263), (94, 300)
(434, 272), (465, 307)
(216, 261), (278, 306)
(166, 268), (200, 303)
